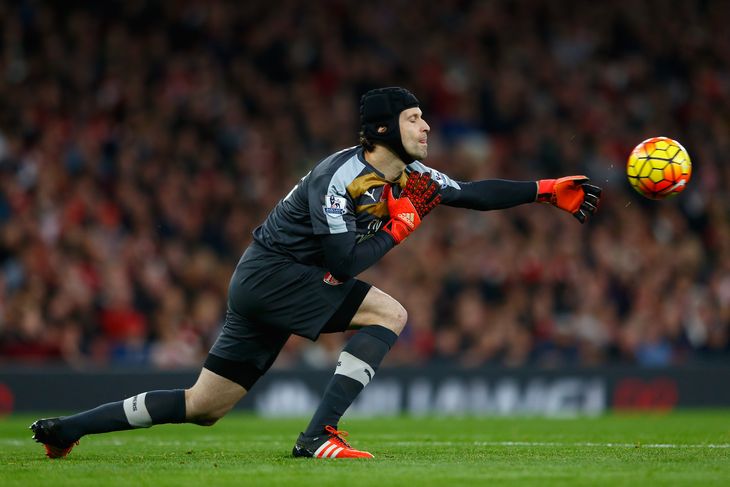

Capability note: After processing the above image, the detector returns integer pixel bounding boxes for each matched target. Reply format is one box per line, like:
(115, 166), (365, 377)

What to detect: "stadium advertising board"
(1, 366), (728, 415)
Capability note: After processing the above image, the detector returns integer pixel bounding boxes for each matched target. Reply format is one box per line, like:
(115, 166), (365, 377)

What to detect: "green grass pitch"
(1, 411), (729, 486)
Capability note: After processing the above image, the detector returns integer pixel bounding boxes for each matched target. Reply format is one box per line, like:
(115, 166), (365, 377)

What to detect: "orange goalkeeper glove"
(382, 184), (422, 244)
(401, 171), (442, 218)
(537, 175), (602, 223)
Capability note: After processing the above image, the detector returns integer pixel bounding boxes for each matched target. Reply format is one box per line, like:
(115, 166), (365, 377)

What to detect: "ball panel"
(653, 179), (673, 192)
(639, 177), (658, 193)
(666, 144), (680, 159)
(654, 139), (670, 150)
(649, 168), (665, 183)
(638, 159), (653, 178)
(664, 163), (677, 181)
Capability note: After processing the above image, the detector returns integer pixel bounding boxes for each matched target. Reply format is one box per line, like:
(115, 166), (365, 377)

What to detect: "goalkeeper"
(31, 87), (601, 459)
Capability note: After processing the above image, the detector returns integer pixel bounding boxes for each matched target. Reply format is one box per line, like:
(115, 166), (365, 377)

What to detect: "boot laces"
(324, 425), (351, 448)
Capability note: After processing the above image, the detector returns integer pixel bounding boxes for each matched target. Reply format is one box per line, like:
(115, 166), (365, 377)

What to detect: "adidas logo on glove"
(397, 212), (416, 228)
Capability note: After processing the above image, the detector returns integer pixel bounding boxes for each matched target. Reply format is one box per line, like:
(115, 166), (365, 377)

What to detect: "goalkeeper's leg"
(294, 287), (405, 458)
(31, 367), (247, 458)
(33, 285), (292, 459)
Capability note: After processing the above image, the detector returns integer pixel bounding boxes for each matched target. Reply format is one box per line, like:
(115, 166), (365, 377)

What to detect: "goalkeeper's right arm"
(320, 231), (395, 282)
(320, 176), (436, 281)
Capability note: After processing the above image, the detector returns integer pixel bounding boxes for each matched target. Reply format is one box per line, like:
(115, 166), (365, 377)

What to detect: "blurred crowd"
(1, 0), (729, 370)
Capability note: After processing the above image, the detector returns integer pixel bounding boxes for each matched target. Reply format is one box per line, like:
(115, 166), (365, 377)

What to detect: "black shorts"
(206, 243), (371, 389)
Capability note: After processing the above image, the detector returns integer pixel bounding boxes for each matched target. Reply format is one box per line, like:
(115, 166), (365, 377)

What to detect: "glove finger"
(419, 171), (433, 187)
(425, 172), (440, 190)
(425, 192), (441, 208)
(582, 183), (602, 198)
(408, 170), (426, 190)
(417, 175), (429, 194)
(411, 172), (434, 198)
(421, 176), (438, 200)
(430, 184), (443, 204)
(426, 172), (442, 192)
(382, 184), (393, 201)
(583, 192), (599, 207)
(580, 200), (597, 215)
(403, 173), (418, 196)
(420, 194), (442, 217)
(574, 198), (601, 222)
(425, 190), (440, 206)
(572, 209), (587, 224)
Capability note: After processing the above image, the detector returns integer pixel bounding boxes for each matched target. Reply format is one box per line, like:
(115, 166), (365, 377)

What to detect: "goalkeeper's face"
(399, 107), (430, 161)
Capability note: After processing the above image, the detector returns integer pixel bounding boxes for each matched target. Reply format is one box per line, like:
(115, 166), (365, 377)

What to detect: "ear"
(377, 126), (387, 134)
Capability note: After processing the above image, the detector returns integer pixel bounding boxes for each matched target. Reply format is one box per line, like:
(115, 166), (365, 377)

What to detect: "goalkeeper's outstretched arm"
(441, 177), (601, 223)
(440, 179), (538, 210)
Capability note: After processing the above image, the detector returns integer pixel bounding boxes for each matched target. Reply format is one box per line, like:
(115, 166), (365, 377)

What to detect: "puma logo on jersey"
(363, 189), (376, 201)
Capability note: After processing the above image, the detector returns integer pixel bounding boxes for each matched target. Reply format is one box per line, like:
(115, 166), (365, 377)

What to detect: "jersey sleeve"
(407, 161), (537, 209)
(407, 161), (461, 193)
(308, 170), (356, 235)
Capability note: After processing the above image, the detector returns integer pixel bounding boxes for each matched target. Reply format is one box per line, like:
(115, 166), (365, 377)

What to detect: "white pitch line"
(387, 440), (730, 449)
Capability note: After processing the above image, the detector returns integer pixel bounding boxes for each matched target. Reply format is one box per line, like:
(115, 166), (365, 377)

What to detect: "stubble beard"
(408, 144), (428, 161)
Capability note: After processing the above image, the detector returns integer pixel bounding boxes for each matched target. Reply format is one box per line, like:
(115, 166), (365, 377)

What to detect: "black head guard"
(360, 87), (420, 164)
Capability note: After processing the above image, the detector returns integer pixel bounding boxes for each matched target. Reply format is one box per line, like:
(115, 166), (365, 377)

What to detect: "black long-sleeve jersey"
(251, 146), (537, 280)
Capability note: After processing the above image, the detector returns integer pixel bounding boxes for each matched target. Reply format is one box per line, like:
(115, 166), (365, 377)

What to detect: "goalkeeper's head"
(359, 87), (422, 164)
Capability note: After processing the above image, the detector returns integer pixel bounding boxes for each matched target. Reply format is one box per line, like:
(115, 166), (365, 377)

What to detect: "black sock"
(58, 389), (186, 443)
(303, 325), (397, 438)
